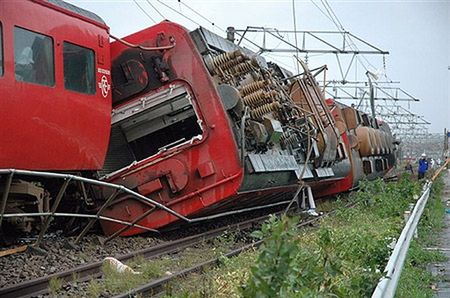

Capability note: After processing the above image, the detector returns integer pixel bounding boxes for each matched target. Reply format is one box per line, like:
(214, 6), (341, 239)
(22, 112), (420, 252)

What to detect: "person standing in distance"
(418, 153), (429, 180)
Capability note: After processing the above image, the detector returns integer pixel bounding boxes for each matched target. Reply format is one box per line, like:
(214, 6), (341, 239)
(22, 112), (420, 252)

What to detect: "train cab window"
(14, 26), (54, 86)
(63, 42), (95, 94)
(0, 23), (3, 76)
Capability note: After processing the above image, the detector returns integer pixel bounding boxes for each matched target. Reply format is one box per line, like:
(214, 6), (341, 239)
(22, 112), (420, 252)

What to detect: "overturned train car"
(0, 0), (396, 238)
(98, 23), (396, 236)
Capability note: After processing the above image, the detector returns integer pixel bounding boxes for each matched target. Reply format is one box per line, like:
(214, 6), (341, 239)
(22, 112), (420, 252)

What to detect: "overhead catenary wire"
(133, 0), (156, 23)
(145, 0), (166, 20)
(178, 0), (226, 32)
(156, 0), (203, 28)
(308, 0), (335, 24)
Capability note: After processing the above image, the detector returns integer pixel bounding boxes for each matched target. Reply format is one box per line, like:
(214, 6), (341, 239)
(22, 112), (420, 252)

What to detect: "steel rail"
(0, 211), (283, 298)
(113, 203), (354, 298)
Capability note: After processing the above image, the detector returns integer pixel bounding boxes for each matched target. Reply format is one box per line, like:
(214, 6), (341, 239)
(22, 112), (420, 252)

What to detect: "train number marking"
(98, 75), (111, 98)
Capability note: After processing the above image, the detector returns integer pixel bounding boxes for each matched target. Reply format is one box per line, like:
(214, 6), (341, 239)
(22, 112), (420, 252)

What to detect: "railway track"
(113, 205), (351, 298)
(0, 211), (282, 298)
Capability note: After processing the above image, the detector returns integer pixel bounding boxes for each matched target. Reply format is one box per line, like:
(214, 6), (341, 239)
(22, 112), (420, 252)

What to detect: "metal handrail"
(0, 168), (298, 245)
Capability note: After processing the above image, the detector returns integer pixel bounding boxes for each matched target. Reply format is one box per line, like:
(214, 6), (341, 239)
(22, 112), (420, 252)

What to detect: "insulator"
(239, 80), (268, 97)
(205, 50), (246, 75)
(243, 90), (280, 108)
(211, 50), (242, 68)
(242, 90), (269, 107)
(220, 55), (245, 71)
(230, 60), (257, 76)
(250, 102), (281, 120)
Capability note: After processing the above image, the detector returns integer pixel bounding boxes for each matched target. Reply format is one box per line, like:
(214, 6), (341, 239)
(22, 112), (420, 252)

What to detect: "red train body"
(0, 1), (397, 238)
(0, 0), (112, 170)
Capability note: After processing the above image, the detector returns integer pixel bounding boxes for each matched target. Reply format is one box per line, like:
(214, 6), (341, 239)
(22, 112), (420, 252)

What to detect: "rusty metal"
(239, 80), (269, 97)
(243, 90), (278, 108)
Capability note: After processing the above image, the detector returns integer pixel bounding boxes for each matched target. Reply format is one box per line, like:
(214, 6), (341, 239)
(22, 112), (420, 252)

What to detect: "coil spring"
(239, 80), (267, 97)
(250, 102), (281, 120)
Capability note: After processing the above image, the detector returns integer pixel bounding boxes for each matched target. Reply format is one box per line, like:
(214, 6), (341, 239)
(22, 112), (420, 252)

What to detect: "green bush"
(242, 176), (426, 297)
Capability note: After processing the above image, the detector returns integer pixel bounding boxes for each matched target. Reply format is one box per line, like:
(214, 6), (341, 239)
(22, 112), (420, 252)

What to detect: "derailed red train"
(0, 0), (396, 238)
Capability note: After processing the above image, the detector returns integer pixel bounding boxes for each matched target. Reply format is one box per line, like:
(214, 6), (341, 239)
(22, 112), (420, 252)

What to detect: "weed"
(48, 277), (63, 296)
(86, 278), (103, 298)
(242, 176), (425, 297)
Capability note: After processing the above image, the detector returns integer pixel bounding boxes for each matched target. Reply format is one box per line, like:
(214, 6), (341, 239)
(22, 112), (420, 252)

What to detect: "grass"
(84, 232), (241, 297)
(165, 174), (443, 297)
(79, 173), (446, 297)
(48, 277), (63, 296)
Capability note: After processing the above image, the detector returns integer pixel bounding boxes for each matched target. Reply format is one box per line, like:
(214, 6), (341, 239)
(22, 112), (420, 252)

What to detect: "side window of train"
(14, 26), (54, 86)
(0, 23), (3, 76)
(63, 42), (95, 94)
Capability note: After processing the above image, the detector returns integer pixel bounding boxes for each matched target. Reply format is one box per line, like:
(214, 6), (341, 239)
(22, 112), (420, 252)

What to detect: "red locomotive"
(0, 0), (396, 240)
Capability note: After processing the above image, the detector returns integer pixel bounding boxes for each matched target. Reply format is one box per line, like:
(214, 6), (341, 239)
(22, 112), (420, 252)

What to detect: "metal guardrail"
(372, 158), (449, 298)
(371, 181), (431, 298)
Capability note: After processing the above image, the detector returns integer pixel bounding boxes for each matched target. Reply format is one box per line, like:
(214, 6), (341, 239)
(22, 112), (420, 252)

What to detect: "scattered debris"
(103, 257), (141, 275)
(0, 245), (28, 258)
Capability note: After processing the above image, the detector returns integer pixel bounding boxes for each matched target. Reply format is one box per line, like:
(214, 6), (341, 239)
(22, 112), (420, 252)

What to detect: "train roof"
(36, 0), (108, 28)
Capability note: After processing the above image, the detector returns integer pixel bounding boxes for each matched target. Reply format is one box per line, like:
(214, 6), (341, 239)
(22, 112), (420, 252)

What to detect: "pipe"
(1, 212), (158, 233)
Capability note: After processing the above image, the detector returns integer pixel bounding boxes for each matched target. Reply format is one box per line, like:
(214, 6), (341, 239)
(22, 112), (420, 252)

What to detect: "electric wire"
(178, 0), (225, 32)
(156, 0), (202, 27)
(145, 0), (166, 20)
(133, 0), (156, 23)
(308, 0), (335, 23)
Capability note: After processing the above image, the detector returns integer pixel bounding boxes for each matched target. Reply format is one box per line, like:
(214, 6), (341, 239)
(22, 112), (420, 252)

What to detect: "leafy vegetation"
(241, 175), (424, 297)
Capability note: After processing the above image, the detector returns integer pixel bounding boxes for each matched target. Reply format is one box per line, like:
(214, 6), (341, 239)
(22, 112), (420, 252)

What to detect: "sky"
(67, 0), (450, 133)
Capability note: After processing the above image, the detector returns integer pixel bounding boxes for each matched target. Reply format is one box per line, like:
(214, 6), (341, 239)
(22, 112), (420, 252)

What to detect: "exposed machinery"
(0, 0), (397, 242)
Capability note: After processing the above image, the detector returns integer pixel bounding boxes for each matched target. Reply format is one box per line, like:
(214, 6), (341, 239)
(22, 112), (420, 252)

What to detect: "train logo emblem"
(98, 75), (111, 98)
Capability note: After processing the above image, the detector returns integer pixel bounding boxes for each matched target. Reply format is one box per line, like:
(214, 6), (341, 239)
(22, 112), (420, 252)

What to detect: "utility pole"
(444, 128), (449, 159)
